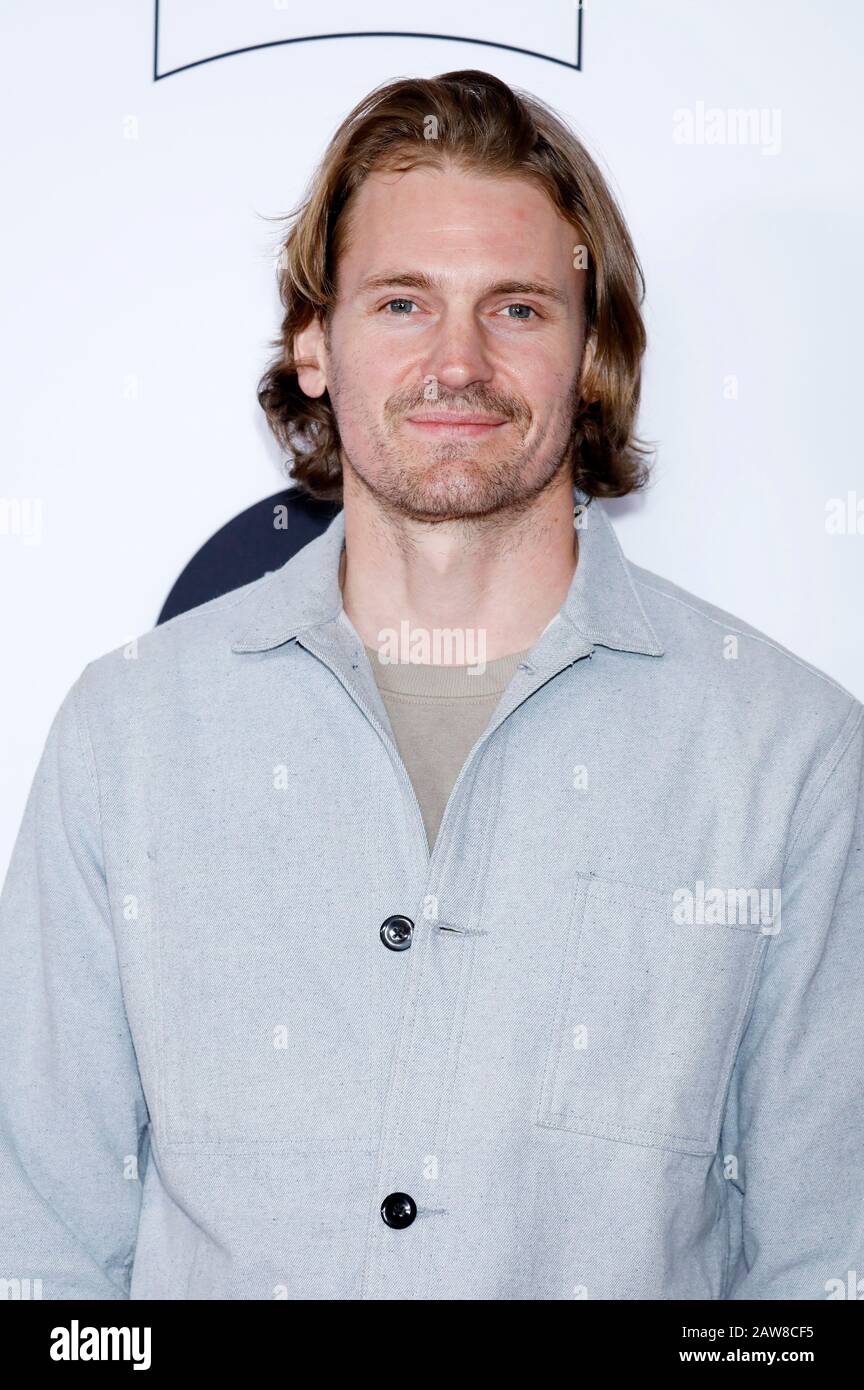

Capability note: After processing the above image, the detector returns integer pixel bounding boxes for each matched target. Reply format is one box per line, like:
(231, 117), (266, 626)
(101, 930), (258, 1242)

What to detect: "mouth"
(404, 413), (509, 438)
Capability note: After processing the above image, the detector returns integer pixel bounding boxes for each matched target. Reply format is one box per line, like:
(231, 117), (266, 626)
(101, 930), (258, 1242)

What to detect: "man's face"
(297, 161), (590, 522)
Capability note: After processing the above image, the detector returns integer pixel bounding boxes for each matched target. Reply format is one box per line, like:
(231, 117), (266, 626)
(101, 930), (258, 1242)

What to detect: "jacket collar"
(229, 484), (664, 662)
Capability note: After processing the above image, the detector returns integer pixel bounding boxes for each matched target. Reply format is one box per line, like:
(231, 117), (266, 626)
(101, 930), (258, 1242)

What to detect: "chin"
(399, 477), (520, 522)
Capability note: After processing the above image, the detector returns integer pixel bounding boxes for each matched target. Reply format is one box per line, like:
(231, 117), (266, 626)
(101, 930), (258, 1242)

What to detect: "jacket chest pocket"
(535, 873), (771, 1155)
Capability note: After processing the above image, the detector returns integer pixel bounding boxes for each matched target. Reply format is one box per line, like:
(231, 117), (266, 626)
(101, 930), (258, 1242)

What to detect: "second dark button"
(381, 1192), (417, 1228)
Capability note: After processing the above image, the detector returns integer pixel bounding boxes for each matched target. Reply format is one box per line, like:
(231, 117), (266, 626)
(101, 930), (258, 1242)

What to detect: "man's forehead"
(352, 163), (562, 217)
(339, 170), (578, 278)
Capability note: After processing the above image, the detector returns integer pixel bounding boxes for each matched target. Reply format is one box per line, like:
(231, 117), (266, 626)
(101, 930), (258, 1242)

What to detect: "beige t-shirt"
(362, 639), (531, 854)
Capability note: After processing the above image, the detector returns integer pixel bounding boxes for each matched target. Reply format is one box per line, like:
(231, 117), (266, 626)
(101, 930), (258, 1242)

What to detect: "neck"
(338, 471), (579, 664)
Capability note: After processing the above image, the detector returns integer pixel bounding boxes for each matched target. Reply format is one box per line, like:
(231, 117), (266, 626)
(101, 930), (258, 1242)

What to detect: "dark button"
(379, 914), (414, 951)
(381, 1192), (417, 1229)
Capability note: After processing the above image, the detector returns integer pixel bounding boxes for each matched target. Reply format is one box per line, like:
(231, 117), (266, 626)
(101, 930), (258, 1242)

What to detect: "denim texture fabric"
(1, 485), (862, 1300)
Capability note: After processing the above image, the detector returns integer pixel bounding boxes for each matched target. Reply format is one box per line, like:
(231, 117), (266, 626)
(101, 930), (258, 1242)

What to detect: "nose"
(423, 305), (496, 392)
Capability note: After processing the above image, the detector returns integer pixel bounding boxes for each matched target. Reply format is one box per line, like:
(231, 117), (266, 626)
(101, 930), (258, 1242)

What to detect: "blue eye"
(502, 304), (536, 320)
(384, 299), (416, 315)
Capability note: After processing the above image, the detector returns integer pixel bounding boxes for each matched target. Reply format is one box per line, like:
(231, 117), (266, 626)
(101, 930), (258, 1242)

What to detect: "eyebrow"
(355, 270), (570, 308)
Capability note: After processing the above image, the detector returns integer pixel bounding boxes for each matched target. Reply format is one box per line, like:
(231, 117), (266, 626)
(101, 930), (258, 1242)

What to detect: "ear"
(293, 315), (329, 398)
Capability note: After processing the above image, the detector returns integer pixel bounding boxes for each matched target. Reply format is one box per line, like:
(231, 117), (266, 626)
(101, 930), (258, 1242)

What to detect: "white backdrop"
(2, 0), (863, 877)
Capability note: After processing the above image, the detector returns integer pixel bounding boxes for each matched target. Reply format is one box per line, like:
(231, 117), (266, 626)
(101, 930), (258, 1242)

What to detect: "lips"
(407, 412), (506, 425)
(404, 413), (508, 436)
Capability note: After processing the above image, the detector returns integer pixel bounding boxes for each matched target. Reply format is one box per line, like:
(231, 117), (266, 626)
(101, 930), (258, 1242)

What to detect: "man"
(1, 69), (862, 1301)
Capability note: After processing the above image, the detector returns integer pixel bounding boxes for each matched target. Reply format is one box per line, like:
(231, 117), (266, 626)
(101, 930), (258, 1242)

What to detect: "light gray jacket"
(1, 488), (862, 1300)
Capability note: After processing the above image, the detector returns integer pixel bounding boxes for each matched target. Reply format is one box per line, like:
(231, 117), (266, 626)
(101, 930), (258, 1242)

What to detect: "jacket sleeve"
(722, 696), (864, 1299)
(0, 667), (149, 1299)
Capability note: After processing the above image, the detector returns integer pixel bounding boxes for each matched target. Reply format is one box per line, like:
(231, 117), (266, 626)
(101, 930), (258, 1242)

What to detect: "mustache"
(386, 388), (530, 425)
